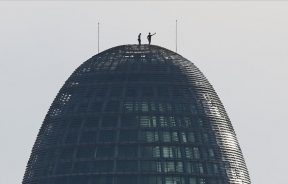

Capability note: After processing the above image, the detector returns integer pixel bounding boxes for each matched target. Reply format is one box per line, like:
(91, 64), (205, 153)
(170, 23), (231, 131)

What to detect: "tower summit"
(23, 45), (250, 184)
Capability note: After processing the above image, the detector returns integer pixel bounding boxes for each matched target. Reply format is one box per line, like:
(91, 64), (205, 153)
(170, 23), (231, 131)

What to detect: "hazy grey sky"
(1, 1), (288, 184)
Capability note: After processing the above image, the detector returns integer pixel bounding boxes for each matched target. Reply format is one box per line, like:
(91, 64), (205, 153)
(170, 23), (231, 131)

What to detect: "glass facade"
(23, 45), (250, 184)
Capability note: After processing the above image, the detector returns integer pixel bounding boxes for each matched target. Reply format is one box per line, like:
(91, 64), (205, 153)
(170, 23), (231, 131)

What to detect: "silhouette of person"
(147, 32), (156, 45)
(138, 33), (141, 45)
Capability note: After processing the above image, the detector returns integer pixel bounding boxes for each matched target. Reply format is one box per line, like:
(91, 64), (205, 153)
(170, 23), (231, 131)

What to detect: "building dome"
(23, 45), (250, 184)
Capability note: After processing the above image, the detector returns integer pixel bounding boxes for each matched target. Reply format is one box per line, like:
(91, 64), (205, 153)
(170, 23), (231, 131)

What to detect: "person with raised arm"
(147, 32), (156, 45)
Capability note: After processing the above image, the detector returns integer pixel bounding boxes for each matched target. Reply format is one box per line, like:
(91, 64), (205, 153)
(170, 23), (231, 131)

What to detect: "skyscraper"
(23, 45), (250, 184)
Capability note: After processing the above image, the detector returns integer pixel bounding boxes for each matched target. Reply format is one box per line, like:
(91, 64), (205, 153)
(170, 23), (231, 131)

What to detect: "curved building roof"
(23, 44), (250, 184)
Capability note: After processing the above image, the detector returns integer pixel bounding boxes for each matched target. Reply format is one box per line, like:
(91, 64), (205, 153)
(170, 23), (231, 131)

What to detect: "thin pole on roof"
(98, 22), (100, 53)
(176, 19), (178, 53)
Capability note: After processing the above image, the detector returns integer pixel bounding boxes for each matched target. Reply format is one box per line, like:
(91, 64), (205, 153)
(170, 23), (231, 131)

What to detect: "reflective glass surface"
(23, 45), (250, 184)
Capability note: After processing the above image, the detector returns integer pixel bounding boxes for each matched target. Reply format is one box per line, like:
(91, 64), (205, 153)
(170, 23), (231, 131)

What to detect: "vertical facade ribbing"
(23, 45), (250, 184)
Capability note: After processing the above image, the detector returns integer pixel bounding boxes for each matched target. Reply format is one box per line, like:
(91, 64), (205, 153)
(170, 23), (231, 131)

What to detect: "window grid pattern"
(23, 45), (250, 184)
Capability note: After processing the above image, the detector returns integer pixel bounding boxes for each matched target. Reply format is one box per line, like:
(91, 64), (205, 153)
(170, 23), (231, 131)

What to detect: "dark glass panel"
(118, 145), (138, 157)
(96, 145), (115, 158)
(119, 130), (137, 142)
(105, 101), (120, 112)
(79, 131), (97, 143)
(116, 160), (137, 172)
(76, 146), (95, 159)
(120, 115), (137, 127)
(92, 160), (113, 172)
(73, 161), (91, 173)
(55, 162), (72, 174)
(83, 116), (99, 128)
(59, 147), (74, 160)
(101, 115), (118, 128)
(139, 176), (162, 184)
(116, 176), (137, 184)
(90, 101), (103, 112)
(99, 130), (116, 142)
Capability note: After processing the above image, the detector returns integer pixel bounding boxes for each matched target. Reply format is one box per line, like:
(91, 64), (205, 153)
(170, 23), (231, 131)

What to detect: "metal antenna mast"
(98, 22), (100, 53)
(176, 20), (178, 53)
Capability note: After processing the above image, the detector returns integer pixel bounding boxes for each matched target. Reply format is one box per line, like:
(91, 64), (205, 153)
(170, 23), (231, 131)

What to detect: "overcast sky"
(1, 1), (288, 184)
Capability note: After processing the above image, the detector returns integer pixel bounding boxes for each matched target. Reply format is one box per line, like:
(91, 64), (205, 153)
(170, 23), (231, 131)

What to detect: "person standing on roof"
(138, 33), (141, 45)
(147, 32), (156, 45)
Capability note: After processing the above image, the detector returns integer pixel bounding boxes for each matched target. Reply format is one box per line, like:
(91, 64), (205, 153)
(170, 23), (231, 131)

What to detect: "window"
(90, 176), (113, 184)
(171, 131), (179, 142)
(140, 131), (159, 142)
(119, 130), (137, 142)
(105, 101), (119, 112)
(181, 132), (187, 143)
(162, 131), (171, 142)
(208, 148), (215, 158)
(69, 117), (82, 128)
(172, 88), (183, 97)
(158, 116), (168, 127)
(116, 176), (137, 184)
(181, 117), (192, 127)
(187, 132), (196, 143)
(158, 103), (166, 112)
(199, 178), (206, 184)
(73, 161), (91, 173)
(187, 162), (196, 174)
(185, 148), (193, 158)
(92, 160), (113, 172)
(90, 101), (103, 112)
(118, 145), (138, 157)
(168, 116), (177, 127)
(64, 131), (78, 144)
(141, 161), (161, 172)
(101, 115), (118, 128)
(116, 160), (137, 172)
(190, 105), (197, 114)
(83, 116), (99, 128)
(121, 115), (137, 127)
(76, 103), (87, 113)
(141, 146), (160, 158)
(163, 162), (175, 173)
(141, 102), (149, 112)
(202, 133), (209, 143)
(188, 178), (197, 184)
(109, 86), (123, 97)
(198, 163), (204, 174)
(194, 147), (200, 159)
(139, 116), (156, 127)
(95, 86), (107, 97)
(164, 177), (185, 184)
(96, 145), (115, 158)
(79, 131), (97, 143)
(207, 163), (219, 174)
(163, 161), (183, 173)
(167, 103), (172, 112)
(125, 87), (137, 97)
(150, 102), (157, 112)
(69, 176), (89, 184)
(99, 130), (116, 142)
(59, 147), (74, 160)
(157, 86), (169, 97)
(184, 147), (200, 159)
(162, 147), (181, 158)
(55, 162), (72, 174)
(163, 147), (173, 158)
(142, 87), (154, 97)
(76, 146), (95, 159)
(123, 101), (133, 112)
(139, 176), (162, 184)
(175, 162), (184, 173)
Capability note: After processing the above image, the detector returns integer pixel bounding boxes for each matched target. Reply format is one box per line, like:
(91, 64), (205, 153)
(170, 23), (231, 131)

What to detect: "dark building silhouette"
(23, 45), (250, 184)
